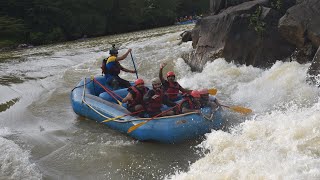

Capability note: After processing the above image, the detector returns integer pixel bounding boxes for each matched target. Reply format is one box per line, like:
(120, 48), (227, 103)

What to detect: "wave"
(167, 58), (320, 180)
(0, 128), (42, 180)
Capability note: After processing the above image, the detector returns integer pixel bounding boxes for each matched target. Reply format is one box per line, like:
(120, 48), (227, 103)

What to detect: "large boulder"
(210, 0), (253, 14)
(223, 6), (295, 67)
(180, 31), (192, 42)
(307, 47), (320, 86)
(210, 0), (225, 14)
(278, 0), (320, 48)
(187, 0), (295, 71)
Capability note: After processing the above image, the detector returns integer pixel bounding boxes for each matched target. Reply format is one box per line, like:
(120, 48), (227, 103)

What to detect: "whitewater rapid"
(0, 24), (319, 179)
(169, 60), (320, 179)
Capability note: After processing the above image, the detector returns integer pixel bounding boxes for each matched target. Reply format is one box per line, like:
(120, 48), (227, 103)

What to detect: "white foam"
(0, 129), (42, 180)
(168, 59), (320, 180)
(168, 100), (320, 180)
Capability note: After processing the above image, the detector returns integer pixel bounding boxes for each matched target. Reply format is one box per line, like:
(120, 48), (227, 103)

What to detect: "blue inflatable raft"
(70, 76), (223, 143)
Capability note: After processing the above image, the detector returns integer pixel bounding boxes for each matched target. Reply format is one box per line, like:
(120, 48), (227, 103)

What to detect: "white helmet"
(151, 78), (161, 85)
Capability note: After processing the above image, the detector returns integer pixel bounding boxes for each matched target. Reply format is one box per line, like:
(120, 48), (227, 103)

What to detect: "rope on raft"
(80, 76), (213, 123)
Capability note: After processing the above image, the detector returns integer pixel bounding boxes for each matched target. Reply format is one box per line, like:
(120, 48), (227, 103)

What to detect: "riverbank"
(0, 23), (189, 53)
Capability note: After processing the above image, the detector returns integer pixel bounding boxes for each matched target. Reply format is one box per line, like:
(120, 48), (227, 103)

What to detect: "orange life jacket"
(178, 97), (194, 113)
(146, 89), (163, 112)
(165, 81), (180, 100)
(128, 86), (148, 107)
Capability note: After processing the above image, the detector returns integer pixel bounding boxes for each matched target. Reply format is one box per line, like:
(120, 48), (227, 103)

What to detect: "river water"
(0, 24), (320, 180)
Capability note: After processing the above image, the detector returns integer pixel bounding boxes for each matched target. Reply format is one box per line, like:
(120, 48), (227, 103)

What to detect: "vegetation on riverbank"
(0, 0), (209, 49)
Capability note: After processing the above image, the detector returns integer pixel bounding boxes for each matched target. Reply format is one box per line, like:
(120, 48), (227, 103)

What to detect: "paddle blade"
(101, 116), (121, 123)
(127, 121), (148, 133)
(208, 88), (217, 95)
(117, 100), (123, 106)
(101, 119), (113, 123)
(230, 106), (252, 115)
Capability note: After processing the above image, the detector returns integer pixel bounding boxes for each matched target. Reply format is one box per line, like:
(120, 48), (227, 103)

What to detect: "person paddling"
(143, 78), (176, 117)
(199, 88), (221, 109)
(122, 79), (149, 116)
(178, 90), (201, 114)
(101, 44), (136, 89)
(159, 62), (191, 101)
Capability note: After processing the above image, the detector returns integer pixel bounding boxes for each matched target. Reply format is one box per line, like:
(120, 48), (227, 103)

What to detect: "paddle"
(93, 78), (123, 106)
(101, 109), (144, 123)
(129, 51), (138, 79)
(208, 88), (217, 95)
(221, 105), (252, 115)
(127, 105), (178, 133)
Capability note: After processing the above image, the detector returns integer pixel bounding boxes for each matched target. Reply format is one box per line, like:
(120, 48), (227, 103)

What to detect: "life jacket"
(165, 81), (180, 100)
(146, 89), (163, 112)
(178, 97), (194, 114)
(127, 86), (148, 107)
(101, 56), (121, 75)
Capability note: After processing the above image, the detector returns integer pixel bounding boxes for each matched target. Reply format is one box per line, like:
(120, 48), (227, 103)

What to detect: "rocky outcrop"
(180, 31), (192, 42)
(290, 42), (316, 64)
(278, 0), (320, 48)
(307, 47), (320, 86)
(223, 6), (295, 67)
(186, 0), (320, 79)
(187, 0), (295, 71)
(210, 0), (252, 14)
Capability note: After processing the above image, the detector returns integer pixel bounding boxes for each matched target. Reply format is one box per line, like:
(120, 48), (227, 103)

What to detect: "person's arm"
(119, 64), (136, 73)
(209, 96), (221, 106)
(213, 98), (221, 106)
(143, 90), (155, 102)
(116, 48), (132, 61)
(122, 92), (133, 103)
(180, 101), (200, 113)
(178, 83), (192, 94)
(159, 63), (166, 83)
(163, 95), (176, 107)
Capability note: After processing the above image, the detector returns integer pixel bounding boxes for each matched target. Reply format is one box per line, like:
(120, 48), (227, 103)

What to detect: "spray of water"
(167, 58), (320, 180)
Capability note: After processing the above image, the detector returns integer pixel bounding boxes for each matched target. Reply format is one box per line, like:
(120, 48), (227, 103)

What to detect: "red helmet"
(134, 79), (144, 86)
(166, 71), (175, 77)
(199, 88), (208, 95)
(190, 90), (201, 98)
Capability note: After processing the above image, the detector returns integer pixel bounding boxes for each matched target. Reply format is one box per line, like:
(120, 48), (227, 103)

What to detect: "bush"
(29, 32), (46, 45)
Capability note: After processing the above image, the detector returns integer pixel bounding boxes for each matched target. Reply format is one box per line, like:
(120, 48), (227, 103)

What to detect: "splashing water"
(0, 128), (42, 180)
(167, 56), (320, 180)
(1, 24), (319, 179)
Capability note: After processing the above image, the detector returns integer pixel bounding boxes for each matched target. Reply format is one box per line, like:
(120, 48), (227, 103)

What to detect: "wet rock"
(290, 42), (317, 64)
(307, 47), (320, 86)
(180, 31), (192, 42)
(188, 0), (296, 71)
(186, 0), (318, 71)
(278, 0), (320, 48)
(17, 43), (34, 49)
(210, 0), (252, 14)
(223, 6), (295, 67)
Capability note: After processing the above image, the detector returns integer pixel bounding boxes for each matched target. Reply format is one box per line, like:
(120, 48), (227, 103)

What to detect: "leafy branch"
(249, 6), (266, 36)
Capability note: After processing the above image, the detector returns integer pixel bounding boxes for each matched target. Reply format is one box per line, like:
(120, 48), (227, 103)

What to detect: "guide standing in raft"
(101, 45), (136, 89)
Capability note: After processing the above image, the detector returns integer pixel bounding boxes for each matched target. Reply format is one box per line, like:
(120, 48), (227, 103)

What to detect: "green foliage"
(29, 32), (46, 45)
(47, 27), (65, 43)
(249, 6), (266, 36)
(0, 40), (18, 48)
(0, 0), (210, 47)
(0, 16), (28, 47)
(0, 16), (28, 39)
(271, 0), (282, 10)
